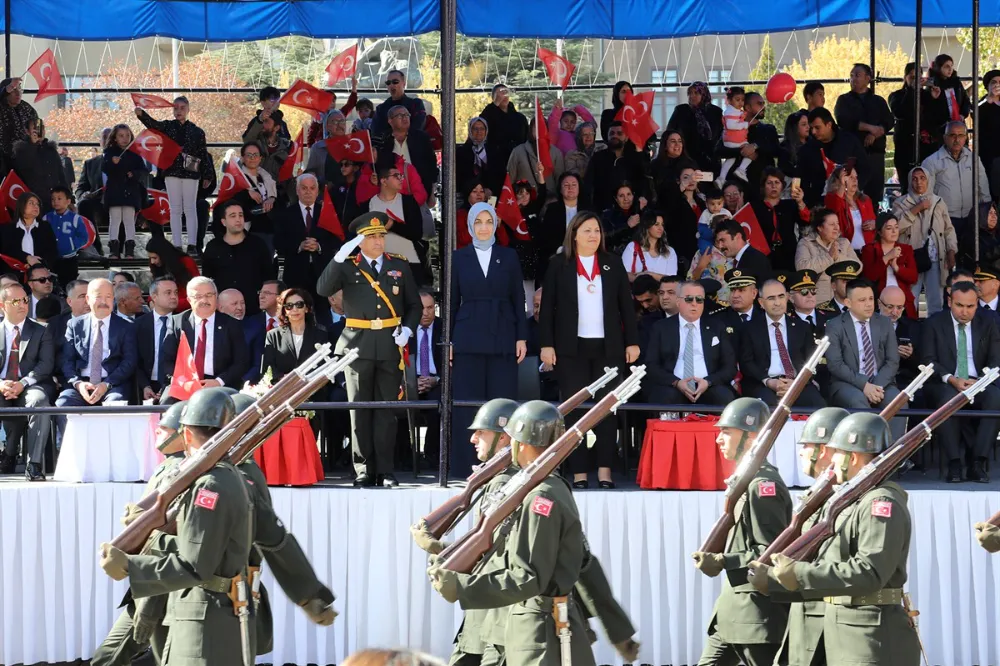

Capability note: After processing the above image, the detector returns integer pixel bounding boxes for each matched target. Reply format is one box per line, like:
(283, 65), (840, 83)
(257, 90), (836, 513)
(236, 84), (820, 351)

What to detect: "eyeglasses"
(283, 301), (307, 310)
(390, 113), (410, 120)
(4, 297), (28, 305)
(879, 300), (905, 312)
(795, 288), (818, 296)
(682, 296), (706, 304)
(190, 293), (215, 302)
(385, 79), (402, 86)
(387, 173), (403, 180)
(243, 152), (261, 158)
(258, 290), (278, 297)
(340, 161), (354, 168)
(28, 276), (52, 284)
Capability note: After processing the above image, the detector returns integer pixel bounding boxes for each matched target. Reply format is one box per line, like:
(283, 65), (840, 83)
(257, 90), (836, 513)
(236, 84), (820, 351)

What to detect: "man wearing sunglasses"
(788, 269), (832, 338)
(371, 69), (427, 138)
(25, 264), (55, 319)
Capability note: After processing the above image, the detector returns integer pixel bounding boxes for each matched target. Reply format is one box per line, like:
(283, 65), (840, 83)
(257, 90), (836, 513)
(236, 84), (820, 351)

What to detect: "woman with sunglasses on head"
(539, 212), (640, 489)
(0, 191), (58, 274)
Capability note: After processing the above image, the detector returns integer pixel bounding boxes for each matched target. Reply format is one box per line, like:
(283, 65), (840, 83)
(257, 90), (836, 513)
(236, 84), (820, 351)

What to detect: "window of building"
(652, 68), (679, 130)
(708, 70), (732, 107)
(61, 75), (119, 111)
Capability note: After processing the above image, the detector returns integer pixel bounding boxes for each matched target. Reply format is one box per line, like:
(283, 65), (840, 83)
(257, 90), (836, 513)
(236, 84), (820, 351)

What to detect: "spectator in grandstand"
(113, 281), (144, 323)
(366, 163), (428, 285)
(657, 275), (681, 316)
(584, 122), (650, 213)
(12, 118), (67, 214)
(110, 272), (133, 289)
(202, 201), (276, 318)
(512, 173), (546, 301)
(564, 121), (602, 177)
(34, 294), (61, 323)
(803, 82), (825, 111)
(261, 287), (329, 384)
(652, 129), (697, 206)
(601, 181), (646, 254)
(243, 86), (290, 141)
(621, 210), (678, 281)
(547, 99), (594, 157)
(244, 279), (285, 384)
(48, 278), (88, 386)
(688, 217), (732, 301)
(25, 264), (55, 320)
(888, 62), (939, 195)
(601, 81), (633, 140)
(750, 167), (808, 273)
(662, 166), (703, 261)
(480, 83), (528, 178)
(305, 110), (349, 187)
(926, 54), (971, 127)
(777, 110), (810, 180)
(379, 104), (438, 199)
(722, 181), (745, 216)
(101, 124), (148, 260)
(878, 285), (921, 394)
(921, 120), (991, 243)
(352, 98), (375, 133)
(244, 110), (291, 190)
(834, 63), (894, 203)
(136, 276), (179, 403)
(136, 96), (214, 255)
(74, 127), (110, 257)
(44, 186), (91, 285)
(507, 117), (563, 193)
(537, 172), (581, 280)
(217, 288), (245, 321)
(306, 78), (358, 146)
(797, 107), (870, 208)
(861, 212), (918, 319)
(456, 116), (506, 198)
(718, 91), (778, 204)
(59, 146), (74, 185)
(824, 165), (877, 251)
(0, 192), (58, 276)
(794, 207), (861, 304)
(371, 69), (427, 137)
(666, 81), (722, 177)
(0, 77), (38, 175)
(960, 203), (1000, 272)
(146, 235), (199, 314)
(330, 159), (364, 224)
(980, 70), (1000, 197)
(228, 142), (278, 255)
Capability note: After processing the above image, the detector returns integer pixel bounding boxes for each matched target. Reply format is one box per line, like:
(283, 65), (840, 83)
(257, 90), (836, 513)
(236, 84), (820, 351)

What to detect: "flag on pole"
(537, 47), (575, 90)
(26, 49), (66, 102)
(128, 129), (183, 170)
(212, 160), (251, 208)
(326, 44), (359, 86)
(130, 92), (173, 110)
(534, 97), (554, 178)
(167, 334), (202, 401)
(317, 187), (345, 240)
(279, 80), (334, 119)
(279, 127), (304, 182)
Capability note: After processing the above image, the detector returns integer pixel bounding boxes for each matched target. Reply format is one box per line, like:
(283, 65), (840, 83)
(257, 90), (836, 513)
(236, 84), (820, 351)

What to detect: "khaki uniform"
(698, 463), (792, 666)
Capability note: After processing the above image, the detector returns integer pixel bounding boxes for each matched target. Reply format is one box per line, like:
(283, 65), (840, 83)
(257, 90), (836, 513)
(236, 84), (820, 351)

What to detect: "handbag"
(181, 152), (201, 173)
(912, 199), (937, 273)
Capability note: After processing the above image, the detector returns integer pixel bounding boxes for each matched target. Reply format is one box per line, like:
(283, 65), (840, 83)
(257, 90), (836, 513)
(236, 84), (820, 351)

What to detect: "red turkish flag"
(167, 334), (202, 401)
(317, 186), (345, 240)
(326, 44), (358, 86)
(128, 129), (183, 170)
(213, 160), (251, 208)
(0, 169), (28, 220)
(820, 148), (837, 178)
(0, 254), (26, 272)
(140, 188), (171, 226)
(615, 91), (659, 149)
(26, 49), (66, 102)
(79, 216), (97, 250)
(537, 47), (575, 90)
(496, 174), (530, 241)
(279, 80), (334, 120)
(733, 204), (772, 256)
(130, 92), (173, 110)
(326, 130), (375, 164)
(534, 97), (554, 178)
(279, 127), (304, 182)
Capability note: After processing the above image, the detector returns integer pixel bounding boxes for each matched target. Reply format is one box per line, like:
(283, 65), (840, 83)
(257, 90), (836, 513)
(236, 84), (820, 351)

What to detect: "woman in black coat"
(601, 80), (633, 140)
(102, 123), (150, 258)
(261, 287), (329, 382)
(0, 191), (58, 273)
(666, 81), (723, 177)
(538, 171), (584, 281)
(539, 211), (640, 488)
(455, 116), (506, 198)
(11, 118), (65, 214)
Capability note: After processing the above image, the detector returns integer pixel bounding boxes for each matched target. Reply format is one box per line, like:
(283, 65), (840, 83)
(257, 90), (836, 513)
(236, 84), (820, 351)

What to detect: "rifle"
(756, 363), (936, 565)
(437, 365), (646, 574)
(698, 337), (831, 553)
(420, 366), (620, 539)
(781, 367), (1000, 563)
(112, 348), (357, 555)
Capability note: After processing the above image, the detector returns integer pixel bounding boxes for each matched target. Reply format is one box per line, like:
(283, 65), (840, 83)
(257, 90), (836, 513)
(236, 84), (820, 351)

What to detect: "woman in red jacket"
(824, 165), (876, 251)
(861, 212), (919, 319)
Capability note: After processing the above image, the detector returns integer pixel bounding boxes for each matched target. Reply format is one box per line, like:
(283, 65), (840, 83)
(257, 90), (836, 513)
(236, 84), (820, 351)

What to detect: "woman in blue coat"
(450, 201), (528, 477)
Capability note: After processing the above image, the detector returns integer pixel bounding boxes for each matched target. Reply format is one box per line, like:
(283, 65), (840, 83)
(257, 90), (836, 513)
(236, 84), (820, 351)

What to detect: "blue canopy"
(10, 0), (998, 41)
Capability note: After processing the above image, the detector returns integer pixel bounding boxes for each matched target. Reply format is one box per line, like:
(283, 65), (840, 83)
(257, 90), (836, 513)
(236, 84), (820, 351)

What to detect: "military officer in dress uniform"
(690, 397), (792, 666)
(425, 400), (597, 666)
(818, 261), (862, 315)
(316, 211), (421, 488)
(711, 270), (762, 352)
(750, 413), (920, 666)
(787, 270), (831, 336)
(975, 520), (1000, 552)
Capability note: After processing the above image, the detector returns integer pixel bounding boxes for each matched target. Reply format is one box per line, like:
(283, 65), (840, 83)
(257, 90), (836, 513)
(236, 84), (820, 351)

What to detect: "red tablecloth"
(253, 417), (324, 486)
(636, 418), (736, 490)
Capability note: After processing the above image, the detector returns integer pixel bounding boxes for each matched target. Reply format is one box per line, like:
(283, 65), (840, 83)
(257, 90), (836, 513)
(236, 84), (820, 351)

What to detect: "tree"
(783, 35), (911, 102)
(749, 35), (798, 127)
(956, 28), (1000, 89)
(418, 54), (492, 143)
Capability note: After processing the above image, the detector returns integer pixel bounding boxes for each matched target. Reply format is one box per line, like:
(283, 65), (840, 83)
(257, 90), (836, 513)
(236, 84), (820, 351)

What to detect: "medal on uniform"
(576, 255), (601, 294)
(392, 285), (399, 295)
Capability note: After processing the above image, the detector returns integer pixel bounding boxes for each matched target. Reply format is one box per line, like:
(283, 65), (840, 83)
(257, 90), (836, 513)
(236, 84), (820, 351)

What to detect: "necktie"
(195, 319), (207, 378)
(305, 206), (313, 229)
(860, 321), (876, 378)
(5, 325), (19, 380)
(371, 259), (379, 275)
(89, 321), (104, 382)
(741, 313), (749, 323)
(806, 314), (815, 326)
(266, 317), (275, 332)
(957, 323), (969, 379)
(419, 327), (430, 377)
(156, 316), (168, 382)
(773, 322), (795, 378)
(683, 323), (696, 379)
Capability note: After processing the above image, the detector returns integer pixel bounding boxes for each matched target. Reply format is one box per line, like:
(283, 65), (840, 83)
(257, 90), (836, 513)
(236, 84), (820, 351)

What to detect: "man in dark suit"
(740, 278), (825, 407)
(47, 279), (90, 391)
(409, 290), (442, 465)
(709, 269), (763, 356)
(136, 276), (179, 403)
(919, 280), (1000, 483)
(645, 280), (737, 406)
(159, 277), (250, 399)
(243, 279), (286, 385)
(787, 269), (832, 335)
(714, 218), (772, 283)
(378, 105), (439, 195)
(819, 260), (861, 314)
(0, 282), (55, 479)
(824, 279), (904, 441)
(73, 128), (110, 256)
(879, 285), (921, 389)
(55, 278), (138, 408)
(524, 287), (558, 401)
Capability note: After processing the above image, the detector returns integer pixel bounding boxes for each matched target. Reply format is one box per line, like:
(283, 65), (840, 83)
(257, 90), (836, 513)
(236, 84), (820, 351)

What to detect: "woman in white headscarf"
(456, 117), (506, 198)
(450, 201), (528, 477)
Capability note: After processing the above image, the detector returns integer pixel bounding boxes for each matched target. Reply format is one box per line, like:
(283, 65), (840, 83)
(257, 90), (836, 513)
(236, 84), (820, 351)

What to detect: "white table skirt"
(53, 413), (162, 483)
(0, 485), (999, 666)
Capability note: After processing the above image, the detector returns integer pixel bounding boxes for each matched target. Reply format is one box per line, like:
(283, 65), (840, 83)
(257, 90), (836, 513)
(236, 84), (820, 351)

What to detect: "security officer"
(750, 413), (920, 666)
(818, 261), (862, 314)
(690, 397), (792, 666)
(974, 520), (1000, 553)
(92, 401), (189, 666)
(785, 270), (830, 336)
(711, 269), (761, 352)
(98, 388), (256, 665)
(316, 211), (421, 488)
(425, 400), (597, 666)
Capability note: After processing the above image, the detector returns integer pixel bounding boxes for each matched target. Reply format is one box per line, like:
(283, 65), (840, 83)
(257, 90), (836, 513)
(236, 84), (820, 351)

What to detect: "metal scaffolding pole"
(3, 0), (10, 79)
(973, 0), (981, 263)
(869, 0), (877, 93)
(913, 0), (923, 165)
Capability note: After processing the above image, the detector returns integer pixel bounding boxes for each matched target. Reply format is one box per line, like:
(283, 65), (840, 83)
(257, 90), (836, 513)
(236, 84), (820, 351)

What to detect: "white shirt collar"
(16, 220), (33, 233)
(850, 313), (869, 327)
(91, 313), (111, 326)
(361, 251), (381, 265)
(766, 314), (785, 326)
(797, 309), (816, 319)
(951, 314), (970, 329)
(982, 296), (999, 310)
(680, 315), (701, 329)
(3, 317), (23, 336)
(734, 244), (749, 263)
(193, 312), (216, 328)
(299, 201), (316, 216)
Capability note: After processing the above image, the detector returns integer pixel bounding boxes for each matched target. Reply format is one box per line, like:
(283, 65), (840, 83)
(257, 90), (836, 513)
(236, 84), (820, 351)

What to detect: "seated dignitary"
(135, 276), (180, 404)
(786, 269), (832, 336)
(819, 260), (862, 315)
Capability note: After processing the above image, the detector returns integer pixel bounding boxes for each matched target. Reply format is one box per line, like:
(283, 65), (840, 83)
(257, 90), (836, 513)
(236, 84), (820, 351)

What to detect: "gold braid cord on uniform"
(355, 262), (406, 374)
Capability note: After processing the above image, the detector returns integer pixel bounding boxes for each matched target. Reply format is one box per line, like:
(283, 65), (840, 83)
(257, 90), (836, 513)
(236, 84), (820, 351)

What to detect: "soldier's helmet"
(717, 397), (770, 433)
(504, 400), (565, 448)
(827, 413), (891, 454)
(230, 393), (256, 416)
(180, 388), (236, 429)
(217, 387), (240, 396)
(800, 407), (850, 446)
(159, 400), (188, 432)
(469, 398), (520, 434)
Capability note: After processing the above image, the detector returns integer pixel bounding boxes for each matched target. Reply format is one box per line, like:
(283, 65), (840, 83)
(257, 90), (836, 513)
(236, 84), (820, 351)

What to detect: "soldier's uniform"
(710, 270), (760, 353)
(694, 398), (792, 666)
(316, 212), (421, 485)
(817, 261), (861, 315)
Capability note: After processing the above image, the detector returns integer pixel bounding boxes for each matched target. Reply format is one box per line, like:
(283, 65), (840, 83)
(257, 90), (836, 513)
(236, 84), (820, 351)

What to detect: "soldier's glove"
(974, 522), (1000, 553)
(301, 598), (338, 626)
(132, 611), (157, 644)
(614, 638), (640, 662)
(410, 520), (446, 555)
(746, 561), (771, 594)
(120, 502), (144, 527)
(99, 542), (130, 581)
(691, 551), (725, 577)
(393, 326), (413, 348)
(333, 234), (364, 263)
(771, 553), (800, 591)
(427, 564), (460, 603)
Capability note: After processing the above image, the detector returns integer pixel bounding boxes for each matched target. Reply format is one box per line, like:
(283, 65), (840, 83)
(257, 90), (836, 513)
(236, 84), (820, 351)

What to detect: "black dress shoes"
(25, 462), (44, 482)
(969, 459), (990, 484)
(572, 480), (589, 490)
(946, 460), (963, 484)
(598, 480), (616, 489)
(380, 474), (399, 488)
(353, 473), (375, 488)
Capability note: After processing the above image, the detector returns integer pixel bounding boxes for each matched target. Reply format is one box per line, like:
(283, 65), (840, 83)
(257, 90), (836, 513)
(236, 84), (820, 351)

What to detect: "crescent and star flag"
(167, 334), (202, 401)
(732, 203), (772, 256)
(318, 187), (345, 240)
(141, 189), (171, 226)
(0, 254), (26, 272)
(129, 129), (183, 170)
(26, 49), (66, 102)
(534, 97), (554, 178)
(131, 92), (173, 110)
(820, 148), (837, 178)
(537, 47), (575, 90)
(326, 44), (359, 86)
(326, 130), (375, 164)
(79, 216), (98, 250)
(495, 174), (531, 241)
(279, 80), (334, 119)
(614, 91), (659, 149)
(279, 127), (304, 182)
(0, 170), (29, 223)
(212, 160), (250, 208)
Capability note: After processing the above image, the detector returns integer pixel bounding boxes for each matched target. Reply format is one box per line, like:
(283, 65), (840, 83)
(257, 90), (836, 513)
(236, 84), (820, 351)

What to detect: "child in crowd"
(696, 187), (732, 256)
(688, 215), (734, 303)
(44, 186), (94, 284)
(102, 123), (148, 259)
(716, 86), (752, 187)
(352, 98), (375, 132)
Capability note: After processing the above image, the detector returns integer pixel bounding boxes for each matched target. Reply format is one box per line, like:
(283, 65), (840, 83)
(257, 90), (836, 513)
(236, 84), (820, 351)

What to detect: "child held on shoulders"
(716, 87), (752, 187)
(696, 187), (732, 255)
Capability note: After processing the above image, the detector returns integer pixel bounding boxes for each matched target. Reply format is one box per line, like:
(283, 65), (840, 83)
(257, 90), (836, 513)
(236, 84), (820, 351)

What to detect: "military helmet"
(230, 393), (257, 416)
(801, 407), (850, 446)
(180, 388), (236, 429)
(827, 413), (891, 454)
(159, 400), (188, 432)
(717, 397), (770, 433)
(504, 400), (565, 448)
(469, 398), (520, 434)
(217, 387), (240, 396)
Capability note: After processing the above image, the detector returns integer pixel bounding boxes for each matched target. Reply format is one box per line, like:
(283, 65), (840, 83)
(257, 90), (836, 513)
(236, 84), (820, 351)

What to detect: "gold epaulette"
(385, 253), (408, 261)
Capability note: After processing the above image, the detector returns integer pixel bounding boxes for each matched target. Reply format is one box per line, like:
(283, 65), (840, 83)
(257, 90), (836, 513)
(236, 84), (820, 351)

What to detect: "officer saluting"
(317, 211), (421, 488)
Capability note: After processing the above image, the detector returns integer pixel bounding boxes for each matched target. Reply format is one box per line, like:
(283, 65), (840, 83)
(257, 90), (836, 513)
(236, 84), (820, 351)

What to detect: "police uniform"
(817, 261), (861, 314)
(787, 270), (830, 334)
(316, 212), (421, 485)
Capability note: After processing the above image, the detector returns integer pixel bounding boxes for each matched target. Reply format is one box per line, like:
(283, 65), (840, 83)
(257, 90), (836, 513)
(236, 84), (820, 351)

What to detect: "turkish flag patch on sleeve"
(531, 496), (554, 517)
(871, 500), (893, 518)
(194, 489), (219, 511)
(758, 481), (777, 497)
